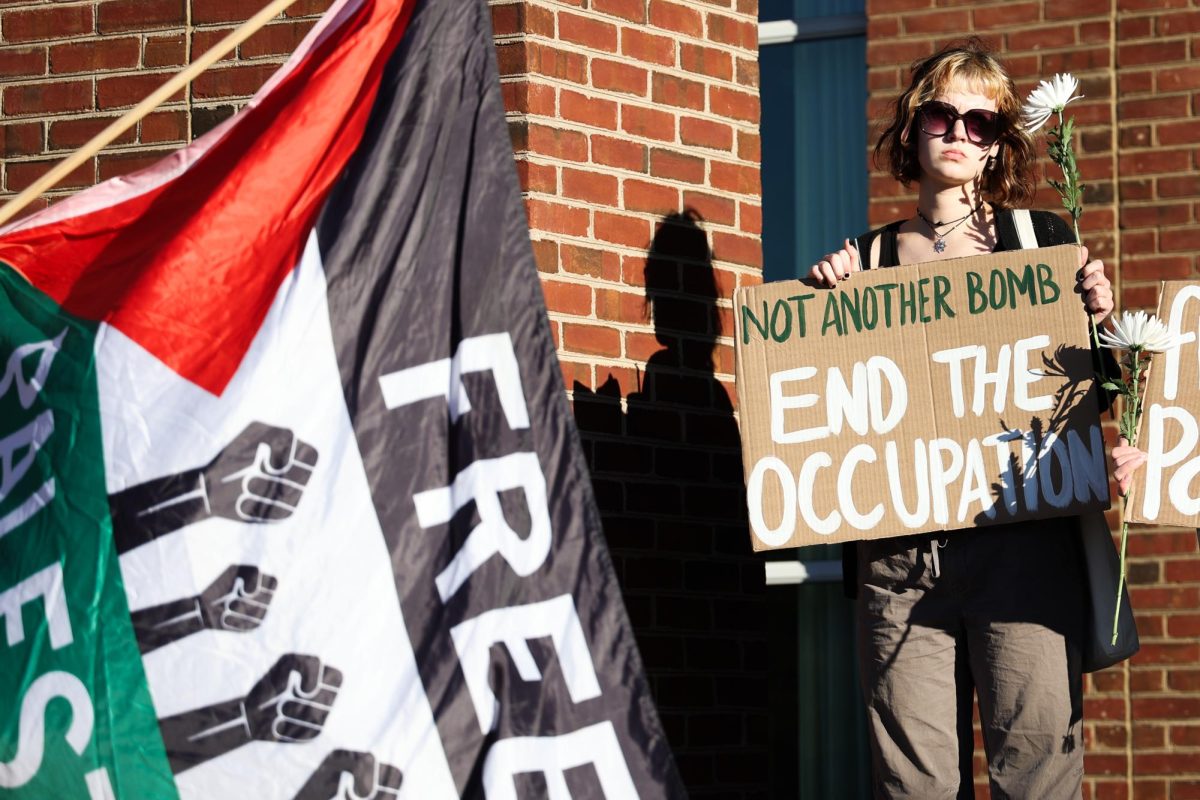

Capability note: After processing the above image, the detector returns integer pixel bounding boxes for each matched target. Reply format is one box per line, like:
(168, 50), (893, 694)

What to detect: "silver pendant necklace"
(916, 203), (981, 253)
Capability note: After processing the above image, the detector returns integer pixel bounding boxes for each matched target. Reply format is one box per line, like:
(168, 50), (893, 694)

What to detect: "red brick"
(191, 28), (236, 64)
(0, 46), (44, 78)
(624, 178), (679, 214)
(737, 130), (760, 162)
(1159, 67), (1200, 93)
(1135, 754), (1200, 774)
(501, 81), (555, 116)
(1164, 558), (1200, 581)
(709, 86), (757, 123)
(1169, 669), (1200, 691)
(281, 0), (334, 17)
(973, 3), (1038, 29)
(680, 43), (733, 81)
(592, 135), (647, 171)
(680, 116), (733, 151)
(592, 58), (647, 96)
(683, 191), (735, 226)
(525, 43), (587, 83)
(241, 21), (316, 58)
(595, 210), (651, 246)
(903, 10), (969, 34)
(739, 201), (761, 234)
(867, 39), (934, 67)
(712, 231), (760, 267)
(98, 150), (170, 182)
(2, 5), (93, 42)
(562, 167), (619, 204)
(649, 148), (705, 183)
(1007, 26), (1076, 50)
(191, 63), (277, 100)
(514, 160), (556, 194)
(595, 288), (648, 325)
(867, 0), (932, 10)
(525, 198), (590, 236)
(140, 110), (187, 144)
(625, 330), (662, 361)
(0, 122), (42, 157)
(593, 0), (646, 23)
(1043, 0), (1109, 18)
(1119, 150), (1191, 174)
(652, 73), (705, 111)
(710, 160), (757, 194)
(621, 28), (674, 67)
(1122, 204), (1192, 227)
(193, 0), (253, 24)
(563, 323), (621, 357)
(1120, 41), (1189, 67)
(1041, 47), (1110, 73)
(98, 0), (184, 32)
(1122, 96), (1192, 121)
(48, 116), (133, 150)
(735, 57), (758, 89)
(1121, 255), (1194, 279)
(5, 157), (92, 192)
(648, 0), (702, 36)
(530, 239), (558, 273)
(3, 79), (92, 116)
(1117, 17), (1152, 38)
(1160, 11), (1200, 36)
(559, 12), (618, 52)
(562, 243), (621, 280)
(143, 34), (187, 68)
(542, 280), (594, 315)
(706, 13), (756, 49)
(1083, 754), (1128, 776)
(1130, 641), (1200, 665)
(99, 72), (187, 110)
(621, 105), (675, 141)
(50, 38), (139, 74)
(526, 123), (588, 161)
(1168, 613), (1200, 637)
(560, 90), (618, 130)
(1162, 228), (1200, 252)
(1123, 532), (1200, 556)
(1079, 20), (1110, 43)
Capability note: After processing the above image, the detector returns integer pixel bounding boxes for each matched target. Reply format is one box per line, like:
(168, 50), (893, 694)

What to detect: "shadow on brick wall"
(572, 210), (769, 799)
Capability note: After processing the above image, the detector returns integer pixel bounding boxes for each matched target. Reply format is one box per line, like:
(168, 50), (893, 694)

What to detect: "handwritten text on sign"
(1128, 281), (1200, 527)
(733, 245), (1109, 550)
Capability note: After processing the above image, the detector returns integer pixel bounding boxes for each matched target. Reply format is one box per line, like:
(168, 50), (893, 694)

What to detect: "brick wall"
(491, 1), (767, 797)
(0, 0), (768, 797)
(866, 2), (1200, 798)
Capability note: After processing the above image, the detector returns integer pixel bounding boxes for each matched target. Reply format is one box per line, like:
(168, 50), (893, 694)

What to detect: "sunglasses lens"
(919, 104), (953, 136)
(964, 111), (1000, 145)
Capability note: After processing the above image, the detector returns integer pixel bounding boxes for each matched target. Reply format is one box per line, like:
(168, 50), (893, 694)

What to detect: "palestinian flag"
(0, 0), (684, 796)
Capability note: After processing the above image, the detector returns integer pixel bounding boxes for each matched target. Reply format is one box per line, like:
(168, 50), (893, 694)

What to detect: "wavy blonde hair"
(874, 38), (1037, 209)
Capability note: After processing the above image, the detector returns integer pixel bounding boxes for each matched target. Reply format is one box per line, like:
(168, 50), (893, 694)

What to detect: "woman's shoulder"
(995, 206), (1077, 247)
(853, 219), (905, 270)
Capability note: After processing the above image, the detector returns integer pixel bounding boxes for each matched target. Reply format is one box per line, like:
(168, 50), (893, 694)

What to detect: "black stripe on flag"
(316, 0), (686, 795)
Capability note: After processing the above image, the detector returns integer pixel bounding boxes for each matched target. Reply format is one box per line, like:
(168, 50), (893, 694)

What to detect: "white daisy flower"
(1021, 73), (1083, 133)
(1098, 309), (1185, 353)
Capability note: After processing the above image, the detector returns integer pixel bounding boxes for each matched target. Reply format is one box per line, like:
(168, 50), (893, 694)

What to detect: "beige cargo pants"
(856, 521), (1085, 800)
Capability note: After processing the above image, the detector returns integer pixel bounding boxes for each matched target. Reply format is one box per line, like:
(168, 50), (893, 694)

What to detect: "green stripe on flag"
(0, 267), (177, 799)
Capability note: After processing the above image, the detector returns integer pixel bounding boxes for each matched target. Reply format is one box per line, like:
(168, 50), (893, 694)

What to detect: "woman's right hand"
(808, 238), (861, 288)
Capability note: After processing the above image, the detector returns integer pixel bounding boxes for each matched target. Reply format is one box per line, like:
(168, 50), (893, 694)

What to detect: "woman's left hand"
(1076, 245), (1114, 327)
(1112, 436), (1147, 497)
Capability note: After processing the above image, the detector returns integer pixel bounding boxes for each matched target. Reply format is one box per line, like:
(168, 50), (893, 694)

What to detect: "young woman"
(807, 40), (1115, 799)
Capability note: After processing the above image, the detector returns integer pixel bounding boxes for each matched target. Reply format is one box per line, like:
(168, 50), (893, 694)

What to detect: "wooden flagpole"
(0, 0), (305, 232)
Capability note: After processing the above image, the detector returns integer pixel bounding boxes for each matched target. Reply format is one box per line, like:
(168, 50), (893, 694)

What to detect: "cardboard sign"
(734, 244), (1109, 550)
(1127, 280), (1200, 527)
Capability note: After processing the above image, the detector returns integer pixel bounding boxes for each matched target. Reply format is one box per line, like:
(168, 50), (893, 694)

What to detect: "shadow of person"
(570, 210), (763, 783)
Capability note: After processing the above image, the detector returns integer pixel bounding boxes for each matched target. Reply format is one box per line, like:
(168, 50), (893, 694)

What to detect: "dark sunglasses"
(916, 101), (1005, 147)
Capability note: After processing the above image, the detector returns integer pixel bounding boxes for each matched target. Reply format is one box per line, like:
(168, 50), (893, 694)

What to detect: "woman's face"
(914, 81), (1002, 190)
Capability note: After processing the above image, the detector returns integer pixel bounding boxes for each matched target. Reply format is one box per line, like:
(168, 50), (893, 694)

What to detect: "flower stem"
(1112, 517), (1129, 645)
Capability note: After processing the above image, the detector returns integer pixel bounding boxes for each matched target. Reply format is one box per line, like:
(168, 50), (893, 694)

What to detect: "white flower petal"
(1098, 310), (1183, 353)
